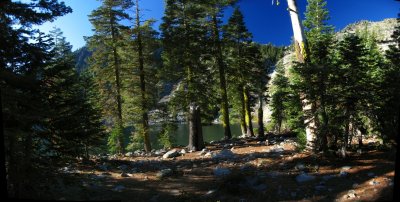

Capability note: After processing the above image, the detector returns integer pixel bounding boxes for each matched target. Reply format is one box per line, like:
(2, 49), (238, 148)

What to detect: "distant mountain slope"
(337, 18), (397, 51)
(262, 18), (397, 123)
(73, 46), (92, 73)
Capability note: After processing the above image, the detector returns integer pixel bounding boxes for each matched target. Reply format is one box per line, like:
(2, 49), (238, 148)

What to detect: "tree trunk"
(239, 85), (247, 137)
(188, 103), (204, 151)
(320, 106), (328, 152)
(135, 0), (151, 152)
(111, 15), (124, 154)
(212, 14), (231, 140)
(244, 87), (254, 137)
(257, 93), (265, 137)
(286, 0), (317, 149)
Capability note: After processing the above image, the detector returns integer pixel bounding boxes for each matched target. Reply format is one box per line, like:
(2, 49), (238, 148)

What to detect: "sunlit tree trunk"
(135, 0), (151, 152)
(212, 14), (232, 140)
(286, 0), (317, 149)
(244, 86), (254, 137)
(239, 85), (247, 136)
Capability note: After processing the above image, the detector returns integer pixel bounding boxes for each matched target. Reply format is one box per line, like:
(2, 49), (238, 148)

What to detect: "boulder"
(212, 149), (235, 159)
(163, 149), (179, 159)
(125, 152), (133, 157)
(270, 147), (284, 153)
(199, 148), (208, 156)
(295, 163), (306, 170)
(157, 168), (173, 178)
(180, 149), (187, 154)
(205, 152), (213, 157)
(120, 172), (130, 177)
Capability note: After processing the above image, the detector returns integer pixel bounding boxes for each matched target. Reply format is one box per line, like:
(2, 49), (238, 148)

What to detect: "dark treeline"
(1, 0), (399, 198)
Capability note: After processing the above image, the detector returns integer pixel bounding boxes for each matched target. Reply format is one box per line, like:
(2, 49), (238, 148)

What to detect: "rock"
(113, 185), (125, 192)
(339, 170), (348, 177)
(205, 152), (213, 157)
(180, 149), (187, 154)
(265, 140), (269, 146)
(213, 167), (231, 177)
(163, 149), (179, 159)
(204, 189), (217, 197)
(230, 147), (235, 151)
(212, 149), (235, 159)
(369, 179), (379, 186)
(120, 172), (129, 177)
(199, 148), (208, 156)
(352, 183), (359, 188)
(125, 152), (133, 157)
(296, 172), (316, 183)
(347, 190), (357, 199)
(270, 147), (284, 153)
(157, 168), (173, 178)
(295, 163), (306, 170)
(341, 166), (351, 171)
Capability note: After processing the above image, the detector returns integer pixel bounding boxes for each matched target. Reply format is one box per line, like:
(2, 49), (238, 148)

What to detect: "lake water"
(149, 123), (257, 149)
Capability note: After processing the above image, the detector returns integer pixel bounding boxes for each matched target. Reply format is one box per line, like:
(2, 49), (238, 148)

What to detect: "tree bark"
(135, 0), (151, 152)
(239, 85), (247, 137)
(212, 14), (231, 140)
(188, 103), (204, 151)
(244, 86), (254, 137)
(257, 93), (265, 137)
(286, 0), (317, 149)
(111, 15), (124, 154)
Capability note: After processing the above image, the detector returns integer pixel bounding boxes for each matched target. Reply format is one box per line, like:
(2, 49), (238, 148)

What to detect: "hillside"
(261, 18), (398, 123)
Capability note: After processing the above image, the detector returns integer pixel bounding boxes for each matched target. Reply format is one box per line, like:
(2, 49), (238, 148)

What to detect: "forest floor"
(32, 133), (395, 202)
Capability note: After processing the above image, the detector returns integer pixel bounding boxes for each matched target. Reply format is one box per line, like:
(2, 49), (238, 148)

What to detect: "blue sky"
(36, 0), (399, 51)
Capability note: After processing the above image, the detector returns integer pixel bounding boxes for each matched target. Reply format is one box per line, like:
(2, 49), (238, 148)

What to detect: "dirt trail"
(35, 134), (395, 202)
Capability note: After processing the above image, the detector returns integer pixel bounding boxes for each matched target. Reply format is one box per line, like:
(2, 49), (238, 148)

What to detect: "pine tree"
(330, 34), (369, 157)
(294, 0), (334, 151)
(270, 62), (290, 133)
(87, 0), (133, 154)
(0, 0), (71, 197)
(376, 12), (400, 145)
(123, 0), (161, 152)
(161, 0), (211, 151)
(205, 0), (236, 140)
(41, 27), (105, 158)
(258, 44), (284, 136)
(223, 7), (254, 137)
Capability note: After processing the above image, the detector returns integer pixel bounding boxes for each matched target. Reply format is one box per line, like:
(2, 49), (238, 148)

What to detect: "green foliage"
(296, 129), (307, 151)
(158, 123), (178, 149)
(108, 125), (125, 154)
(0, 0), (73, 197)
